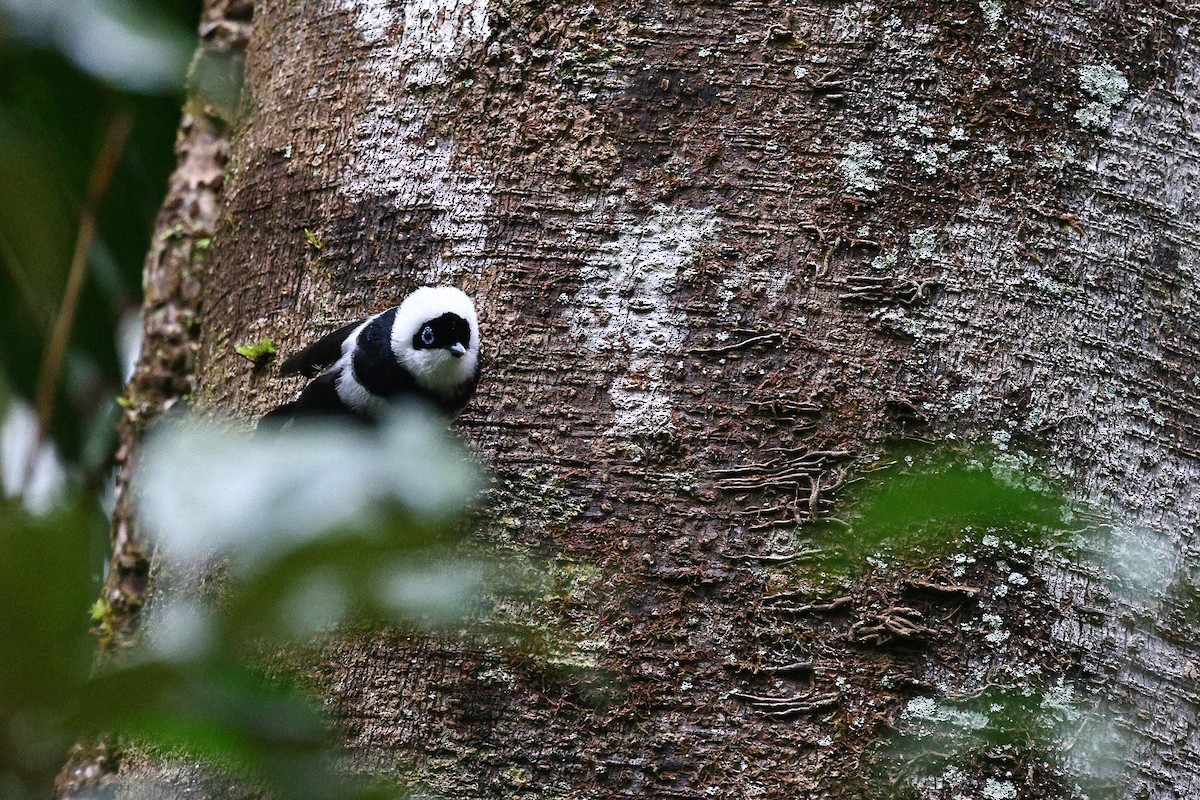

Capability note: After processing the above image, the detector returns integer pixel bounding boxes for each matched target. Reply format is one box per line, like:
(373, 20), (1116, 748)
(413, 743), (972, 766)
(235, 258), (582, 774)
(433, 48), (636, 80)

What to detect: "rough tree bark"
(110, 0), (1200, 797)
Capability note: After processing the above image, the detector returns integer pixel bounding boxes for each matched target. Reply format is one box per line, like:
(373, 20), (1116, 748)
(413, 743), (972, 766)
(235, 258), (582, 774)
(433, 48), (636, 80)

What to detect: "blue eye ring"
(420, 326), (435, 346)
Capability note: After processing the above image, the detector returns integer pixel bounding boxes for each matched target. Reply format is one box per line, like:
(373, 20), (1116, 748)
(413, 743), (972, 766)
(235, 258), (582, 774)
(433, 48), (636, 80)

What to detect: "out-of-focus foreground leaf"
(804, 445), (1073, 580)
(138, 407), (485, 644)
(1, 409), (484, 799)
(873, 684), (1123, 800)
(0, 495), (392, 800)
(0, 0), (194, 93)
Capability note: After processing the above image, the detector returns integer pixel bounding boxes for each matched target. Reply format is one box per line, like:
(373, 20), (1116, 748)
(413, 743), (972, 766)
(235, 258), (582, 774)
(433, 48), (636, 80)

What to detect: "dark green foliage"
(0, 0), (200, 466)
(0, 502), (104, 797)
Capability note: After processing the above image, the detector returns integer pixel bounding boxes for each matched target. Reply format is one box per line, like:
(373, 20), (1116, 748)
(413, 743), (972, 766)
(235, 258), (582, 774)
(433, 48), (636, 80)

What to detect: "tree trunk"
(114, 0), (1200, 796)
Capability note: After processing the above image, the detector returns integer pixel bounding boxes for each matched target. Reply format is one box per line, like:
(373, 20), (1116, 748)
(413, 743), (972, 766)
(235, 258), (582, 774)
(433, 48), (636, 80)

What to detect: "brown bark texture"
(118, 0), (1200, 797)
(104, 0), (253, 643)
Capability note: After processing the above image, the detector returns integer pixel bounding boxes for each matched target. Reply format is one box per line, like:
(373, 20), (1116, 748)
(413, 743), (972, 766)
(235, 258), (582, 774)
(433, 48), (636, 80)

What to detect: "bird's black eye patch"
(412, 313), (472, 351)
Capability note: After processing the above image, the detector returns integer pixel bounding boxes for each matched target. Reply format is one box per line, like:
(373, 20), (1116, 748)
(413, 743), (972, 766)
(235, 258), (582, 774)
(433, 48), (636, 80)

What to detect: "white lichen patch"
(909, 228), (939, 261)
(878, 309), (931, 339)
(337, 0), (493, 279)
(979, 0), (1004, 30)
(913, 145), (940, 174)
(897, 102), (922, 126)
(569, 205), (718, 436)
(839, 142), (883, 195)
(341, 130), (491, 279)
(986, 143), (1011, 166)
(950, 390), (975, 412)
(977, 612), (1011, 646)
(902, 696), (991, 733)
(1040, 681), (1080, 722)
(990, 448), (1048, 493)
(1076, 64), (1129, 130)
(402, 0), (489, 86)
(982, 778), (1018, 799)
(1036, 144), (1079, 170)
(341, 0), (395, 43)
(870, 250), (897, 272)
(1134, 396), (1166, 426)
(828, 3), (873, 41)
(902, 696), (939, 720)
(343, 0), (490, 72)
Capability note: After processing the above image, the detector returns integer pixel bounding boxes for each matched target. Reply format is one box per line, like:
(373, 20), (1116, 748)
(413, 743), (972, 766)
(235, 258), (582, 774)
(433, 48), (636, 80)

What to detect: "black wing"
(279, 319), (364, 377)
(258, 371), (358, 430)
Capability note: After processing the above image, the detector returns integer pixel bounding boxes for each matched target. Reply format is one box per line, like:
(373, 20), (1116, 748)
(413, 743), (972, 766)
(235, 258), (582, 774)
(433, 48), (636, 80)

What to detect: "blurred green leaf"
(83, 657), (358, 800)
(0, 396), (67, 513)
(186, 44), (244, 123)
(0, 0), (193, 93)
(804, 445), (1072, 580)
(139, 407), (481, 571)
(870, 683), (1123, 799)
(122, 410), (483, 795)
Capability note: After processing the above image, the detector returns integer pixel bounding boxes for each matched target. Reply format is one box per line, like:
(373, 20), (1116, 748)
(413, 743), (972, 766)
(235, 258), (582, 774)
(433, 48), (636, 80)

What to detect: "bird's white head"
(391, 286), (480, 396)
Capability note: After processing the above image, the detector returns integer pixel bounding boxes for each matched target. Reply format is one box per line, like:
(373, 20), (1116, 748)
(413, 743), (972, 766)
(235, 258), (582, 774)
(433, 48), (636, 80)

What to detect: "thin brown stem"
(23, 113), (132, 493)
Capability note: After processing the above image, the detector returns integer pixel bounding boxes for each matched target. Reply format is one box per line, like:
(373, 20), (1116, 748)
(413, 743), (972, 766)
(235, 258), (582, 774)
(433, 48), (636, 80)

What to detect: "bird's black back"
(352, 308), (419, 398)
